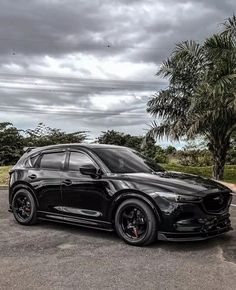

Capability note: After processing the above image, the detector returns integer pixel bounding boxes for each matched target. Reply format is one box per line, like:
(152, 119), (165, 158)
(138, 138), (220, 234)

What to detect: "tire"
(115, 198), (157, 246)
(12, 189), (38, 225)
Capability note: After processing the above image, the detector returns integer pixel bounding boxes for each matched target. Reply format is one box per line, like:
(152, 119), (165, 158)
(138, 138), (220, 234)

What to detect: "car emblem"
(213, 194), (224, 205)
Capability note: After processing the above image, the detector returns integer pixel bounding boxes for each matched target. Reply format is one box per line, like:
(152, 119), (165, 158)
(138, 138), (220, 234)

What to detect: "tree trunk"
(212, 155), (226, 180)
(212, 145), (228, 181)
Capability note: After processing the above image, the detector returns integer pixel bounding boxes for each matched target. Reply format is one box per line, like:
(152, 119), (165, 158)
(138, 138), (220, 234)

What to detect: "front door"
(61, 151), (109, 221)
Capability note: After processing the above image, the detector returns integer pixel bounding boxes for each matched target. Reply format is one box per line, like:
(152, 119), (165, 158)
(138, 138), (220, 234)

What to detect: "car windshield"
(93, 148), (165, 174)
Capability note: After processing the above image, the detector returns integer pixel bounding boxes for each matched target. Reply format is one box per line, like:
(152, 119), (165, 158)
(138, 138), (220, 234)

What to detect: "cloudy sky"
(0, 0), (235, 146)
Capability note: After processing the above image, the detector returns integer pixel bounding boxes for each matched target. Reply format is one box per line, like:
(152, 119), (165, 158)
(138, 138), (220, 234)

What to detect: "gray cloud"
(0, 73), (158, 138)
(0, 0), (235, 144)
(0, 0), (235, 62)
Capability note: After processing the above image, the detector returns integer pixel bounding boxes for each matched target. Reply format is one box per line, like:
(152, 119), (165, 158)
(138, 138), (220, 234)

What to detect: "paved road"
(1, 190), (236, 290)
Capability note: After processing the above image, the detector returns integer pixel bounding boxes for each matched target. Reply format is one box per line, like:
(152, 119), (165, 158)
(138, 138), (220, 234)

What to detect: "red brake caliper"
(133, 227), (138, 238)
(25, 202), (31, 212)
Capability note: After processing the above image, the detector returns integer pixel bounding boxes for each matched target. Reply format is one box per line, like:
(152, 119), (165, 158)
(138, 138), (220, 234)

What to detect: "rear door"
(31, 150), (66, 212)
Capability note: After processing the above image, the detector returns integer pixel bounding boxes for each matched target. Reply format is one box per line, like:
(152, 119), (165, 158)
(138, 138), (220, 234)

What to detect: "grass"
(161, 164), (236, 184)
(0, 164), (235, 186)
(0, 166), (12, 186)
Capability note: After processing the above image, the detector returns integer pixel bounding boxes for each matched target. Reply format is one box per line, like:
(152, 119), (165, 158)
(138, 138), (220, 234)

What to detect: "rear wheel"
(12, 189), (38, 225)
(115, 198), (157, 246)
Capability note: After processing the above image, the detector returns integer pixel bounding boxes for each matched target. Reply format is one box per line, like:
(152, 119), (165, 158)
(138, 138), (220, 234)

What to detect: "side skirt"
(37, 211), (114, 232)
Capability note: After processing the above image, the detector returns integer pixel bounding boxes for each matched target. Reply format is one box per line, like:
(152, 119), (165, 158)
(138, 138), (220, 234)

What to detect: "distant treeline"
(0, 123), (235, 166)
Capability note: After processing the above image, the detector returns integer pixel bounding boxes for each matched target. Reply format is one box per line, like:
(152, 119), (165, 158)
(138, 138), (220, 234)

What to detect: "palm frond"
(212, 74), (236, 96)
(146, 121), (183, 141)
(157, 59), (173, 77)
(221, 15), (236, 38)
(147, 89), (191, 120)
(147, 19), (236, 147)
(205, 34), (236, 64)
(174, 40), (203, 61)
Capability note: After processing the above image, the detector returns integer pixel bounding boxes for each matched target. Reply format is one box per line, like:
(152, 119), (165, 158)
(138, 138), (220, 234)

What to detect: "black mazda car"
(8, 144), (232, 246)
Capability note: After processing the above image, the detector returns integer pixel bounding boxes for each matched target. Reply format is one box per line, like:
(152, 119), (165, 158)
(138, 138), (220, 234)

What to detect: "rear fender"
(9, 183), (39, 208)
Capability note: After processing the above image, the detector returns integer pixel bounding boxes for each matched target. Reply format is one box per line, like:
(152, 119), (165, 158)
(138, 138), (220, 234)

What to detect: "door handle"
(62, 179), (72, 186)
(28, 174), (37, 179)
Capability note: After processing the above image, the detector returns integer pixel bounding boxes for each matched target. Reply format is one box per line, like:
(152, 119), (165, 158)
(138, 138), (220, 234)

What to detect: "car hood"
(121, 171), (231, 197)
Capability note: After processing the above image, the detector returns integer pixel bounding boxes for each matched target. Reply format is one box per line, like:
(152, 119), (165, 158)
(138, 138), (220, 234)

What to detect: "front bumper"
(157, 213), (232, 241)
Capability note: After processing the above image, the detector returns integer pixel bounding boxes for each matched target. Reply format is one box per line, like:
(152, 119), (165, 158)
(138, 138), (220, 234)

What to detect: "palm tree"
(147, 15), (236, 180)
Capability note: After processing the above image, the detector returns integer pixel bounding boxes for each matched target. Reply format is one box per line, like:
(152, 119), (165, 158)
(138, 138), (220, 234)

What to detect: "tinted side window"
(69, 152), (95, 171)
(25, 155), (39, 168)
(94, 148), (164, 173)
(39, 152), (65, 170)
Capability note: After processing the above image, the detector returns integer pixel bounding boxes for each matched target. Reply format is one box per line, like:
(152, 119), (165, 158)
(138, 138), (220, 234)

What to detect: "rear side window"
(39, 152), (65, 170)
(25, 155), (39, 168)
(69, 152), (96, 171)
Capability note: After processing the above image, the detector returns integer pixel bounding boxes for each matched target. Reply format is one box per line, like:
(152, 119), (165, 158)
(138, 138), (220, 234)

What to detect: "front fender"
(108, 190), (162, 223)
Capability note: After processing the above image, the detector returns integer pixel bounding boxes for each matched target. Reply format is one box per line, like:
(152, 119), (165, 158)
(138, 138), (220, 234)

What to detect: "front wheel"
(115, 198), (157, 246)
(12, 189), (38, 225)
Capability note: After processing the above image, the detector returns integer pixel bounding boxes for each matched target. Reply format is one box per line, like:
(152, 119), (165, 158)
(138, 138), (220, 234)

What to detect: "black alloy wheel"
(12, 189), (38, 225)
(120, 206), (148, 239)
(115, 198), (157, 246)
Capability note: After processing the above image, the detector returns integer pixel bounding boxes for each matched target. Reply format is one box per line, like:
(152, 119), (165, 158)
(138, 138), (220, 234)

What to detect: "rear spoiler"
(23, 147), (36, 153)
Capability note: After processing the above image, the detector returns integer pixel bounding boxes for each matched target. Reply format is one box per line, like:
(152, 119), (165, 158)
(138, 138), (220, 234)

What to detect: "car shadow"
(38, 220), (235, 252)
(150, 233), (235, 252)
(38, 220), (120, 242)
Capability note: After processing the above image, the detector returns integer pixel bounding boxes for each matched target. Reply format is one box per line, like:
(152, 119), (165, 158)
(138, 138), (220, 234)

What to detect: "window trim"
(24, 154), (40, 168)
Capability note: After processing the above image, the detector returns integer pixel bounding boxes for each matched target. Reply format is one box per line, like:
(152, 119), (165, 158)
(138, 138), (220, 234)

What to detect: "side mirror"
(80, 164), (101, 178)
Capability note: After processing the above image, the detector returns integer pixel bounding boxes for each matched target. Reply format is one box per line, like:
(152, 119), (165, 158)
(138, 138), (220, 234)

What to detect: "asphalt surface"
(1, 190), (236, 290)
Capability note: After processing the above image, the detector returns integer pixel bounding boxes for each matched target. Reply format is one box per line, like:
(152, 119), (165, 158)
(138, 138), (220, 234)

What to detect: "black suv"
(9, 144), (232, 246)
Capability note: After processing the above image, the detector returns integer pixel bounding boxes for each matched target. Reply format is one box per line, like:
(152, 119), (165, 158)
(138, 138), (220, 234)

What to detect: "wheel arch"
(109, 190), (161, 224)
(10, 182), (39, 208)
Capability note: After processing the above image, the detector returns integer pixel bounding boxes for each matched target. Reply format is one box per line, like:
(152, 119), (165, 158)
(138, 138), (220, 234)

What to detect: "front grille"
(202, 191), (231, 213)
(200, 213), (231, 231)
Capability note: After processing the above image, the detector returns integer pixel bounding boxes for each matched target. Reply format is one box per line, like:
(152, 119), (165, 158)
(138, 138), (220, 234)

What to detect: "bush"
(176, 143), (212, 166)
(226, 147), (236, 164)
(154, 145), (168, 163)
(161, 163), (236, 183)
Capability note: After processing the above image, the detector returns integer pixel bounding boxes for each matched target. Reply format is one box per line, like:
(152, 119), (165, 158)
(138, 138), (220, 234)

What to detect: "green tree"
(97, 130), (157, 159)
(0, 122), (24, 165)
(154, 145), (167, 163)
(24, 123), (87, 147)
(140, 136), (157, 159)
(125, 135), (143, 152)
(165, 145), (177, 155)
(97, 130), (143, 151)
(97, 130), (130, 147)
(147, 15), (236, 180)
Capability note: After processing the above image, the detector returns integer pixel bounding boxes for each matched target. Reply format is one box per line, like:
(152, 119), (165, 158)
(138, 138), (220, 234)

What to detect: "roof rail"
(23, 147), (36, 153)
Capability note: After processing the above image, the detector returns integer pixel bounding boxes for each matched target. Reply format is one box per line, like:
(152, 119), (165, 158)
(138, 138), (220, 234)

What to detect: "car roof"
(15, 143), (129, 167)
(25, 143), (128, 154)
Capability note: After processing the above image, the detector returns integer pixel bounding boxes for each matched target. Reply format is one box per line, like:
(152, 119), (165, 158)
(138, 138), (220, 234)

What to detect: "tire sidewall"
(115, 198), (157, 246)
(12, 189), (37, 225)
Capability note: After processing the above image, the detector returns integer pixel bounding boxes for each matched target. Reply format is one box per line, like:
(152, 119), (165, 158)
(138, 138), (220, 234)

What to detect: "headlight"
(152, 192), (202, 203)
